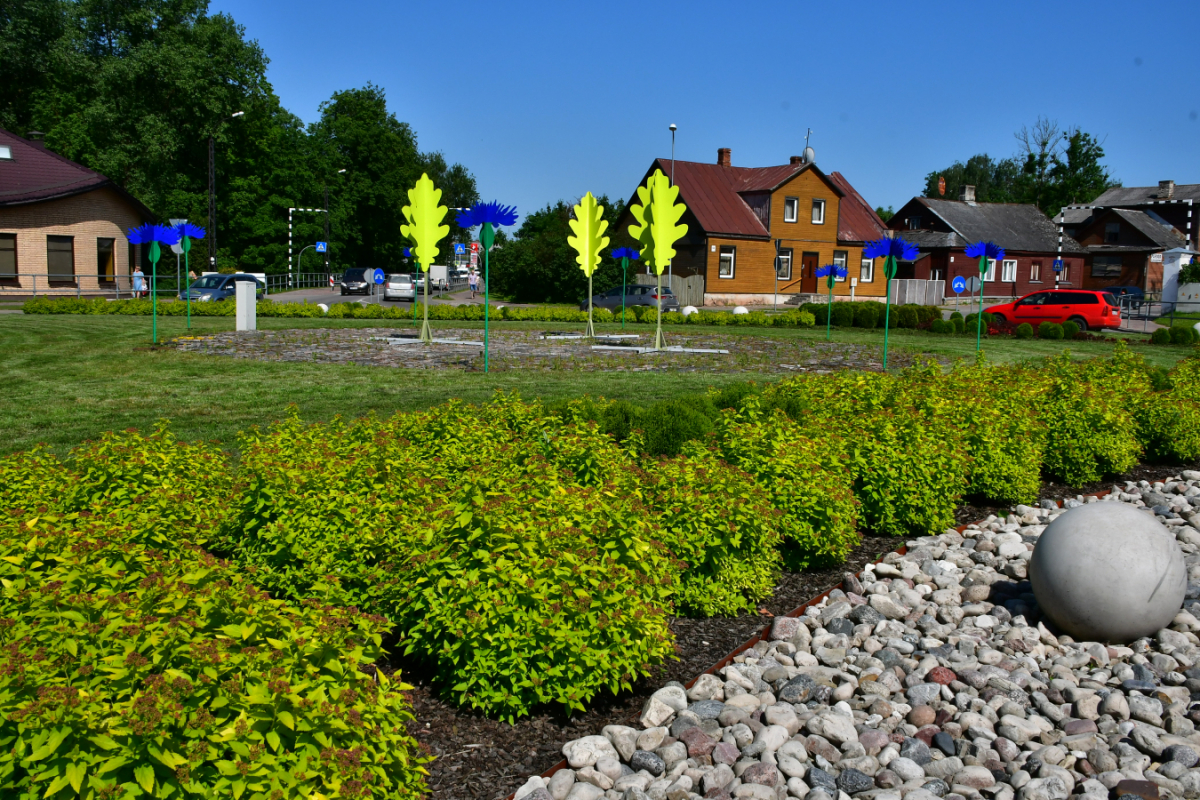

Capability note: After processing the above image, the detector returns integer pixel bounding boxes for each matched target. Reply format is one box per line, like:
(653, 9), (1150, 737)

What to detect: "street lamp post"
(668, 123), (676, 292)
(207, 111), (244, 271)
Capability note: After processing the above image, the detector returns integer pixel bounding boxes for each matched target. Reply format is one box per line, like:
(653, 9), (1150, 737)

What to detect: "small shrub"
(949, 311), (963, 321)
(1151, 327), (1172, 345)
(830, 302), (855, 328)
(1038, 321), (1064, 340)
(951, 318), (965, 334)
(640, 398), (717, 456)
(1061, 320), (1080, 340)
(1015, 322), (1034, 339)
(1170, 325), (1195, 345)
(853, 303), (879, 329)
(661, 310), (685, 325)
(929, 319), (947, 333)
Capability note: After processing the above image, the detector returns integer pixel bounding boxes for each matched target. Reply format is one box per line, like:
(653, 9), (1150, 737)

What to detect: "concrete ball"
(317, 303), (328, 313)
(682, 305), (698, 316)
(733, 306), (749, 315)
(1029, 502), (1185, 643)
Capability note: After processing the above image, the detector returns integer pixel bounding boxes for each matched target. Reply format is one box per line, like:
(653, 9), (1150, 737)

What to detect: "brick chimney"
(959, 184), (976, 203)
(26, 131), (46, 149)
(717, 148), (731, 168)
(1159, 180), (1176, 199)
(790, 155), (803, 166)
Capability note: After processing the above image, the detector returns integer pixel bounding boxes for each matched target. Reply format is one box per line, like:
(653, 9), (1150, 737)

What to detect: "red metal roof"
(0, 128), (152, 218)
(829, 171), (889, 244)
(634, 157), (854, 239)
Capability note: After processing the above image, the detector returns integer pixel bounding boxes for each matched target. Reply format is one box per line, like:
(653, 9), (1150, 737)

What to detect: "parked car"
(178, 273), (264, 302)
(384, 273), (416, 301)
(1104, 285), (1146, 310)
(580, 284), (680, 313)
(338, 267), (373, 296)
(986, 289), (1122, 331)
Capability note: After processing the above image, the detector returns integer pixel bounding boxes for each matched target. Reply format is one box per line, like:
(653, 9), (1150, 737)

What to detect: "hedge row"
(3, 347), (1199, 734)
(0, 429), (429, 798)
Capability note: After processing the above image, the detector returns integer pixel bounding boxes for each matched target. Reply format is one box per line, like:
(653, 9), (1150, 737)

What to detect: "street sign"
(965, 276), (982, 292)
(169, 218), (187, 254)
(1052, 258), (1064, 272)
(315, 241), (327, 253)
(454, 243), (466, 255)
(470, 242), (480, 253)
(951, 276), (966, 295)
(373, 268), (385, 285)
(470, 252), (478, 267)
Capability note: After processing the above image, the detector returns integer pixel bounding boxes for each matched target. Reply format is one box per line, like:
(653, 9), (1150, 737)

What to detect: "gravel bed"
(170, 327), (939, 374)
(403, 462), (1198, 800)
(527, 468), (1200, 800)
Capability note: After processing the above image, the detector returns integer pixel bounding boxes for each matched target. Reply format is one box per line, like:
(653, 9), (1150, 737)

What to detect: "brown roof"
(0, 128), (153, 218)
(633, 157), (847, 239)
(828, 171), (889, 243)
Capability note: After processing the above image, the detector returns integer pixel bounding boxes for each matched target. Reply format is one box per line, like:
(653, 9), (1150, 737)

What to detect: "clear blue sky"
(213, 0), (1199, 222)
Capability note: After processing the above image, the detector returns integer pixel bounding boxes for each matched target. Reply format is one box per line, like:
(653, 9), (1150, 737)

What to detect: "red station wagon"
(986, 289), (1123, 331)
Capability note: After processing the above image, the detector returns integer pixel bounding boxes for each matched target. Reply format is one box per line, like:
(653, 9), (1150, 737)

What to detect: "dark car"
(1104, 285), (1145, 309)
(580, 284), (680, 313)
(339, 267), (374, 296)
(178, 273), (264, 303)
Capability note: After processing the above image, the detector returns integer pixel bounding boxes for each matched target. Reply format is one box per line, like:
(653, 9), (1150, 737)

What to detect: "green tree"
(875, 205), (895, 222)
(923, 154), (1019, 204)
(1047, 129), (1117, 209)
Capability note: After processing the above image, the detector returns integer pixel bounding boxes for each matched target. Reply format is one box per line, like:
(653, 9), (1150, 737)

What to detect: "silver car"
(580, 284), (680, 313)
(384, 273), (416, 301)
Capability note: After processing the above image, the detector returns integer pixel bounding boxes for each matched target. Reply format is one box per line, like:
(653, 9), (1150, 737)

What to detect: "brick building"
(0, 128), (153, 295)
(615, 148), (889, 306)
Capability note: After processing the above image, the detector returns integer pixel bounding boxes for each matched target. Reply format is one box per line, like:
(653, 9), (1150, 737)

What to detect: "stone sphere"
(317, 303), (328, 313)
(733, 306), (749, 315)
(682, 305), (698, 316)
(1029, 502), (1185, 642)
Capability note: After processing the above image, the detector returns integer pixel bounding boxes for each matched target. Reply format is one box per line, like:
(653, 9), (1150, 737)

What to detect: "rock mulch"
(170, 327), (934, 374)
(524, 470), (1200, 800)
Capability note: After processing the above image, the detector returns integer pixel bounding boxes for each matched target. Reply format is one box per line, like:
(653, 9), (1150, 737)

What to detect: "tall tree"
(923, 154), (1019, 204)
(1047, 129), (1117, 209)
(1013, 116), (1062, 212)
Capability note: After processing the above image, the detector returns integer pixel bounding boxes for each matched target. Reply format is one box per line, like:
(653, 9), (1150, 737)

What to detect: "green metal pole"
(184, 239), (191, 329)
(150, 242), (159, 344)
(976, 257), (986, 353)
(826, 277), (833, 341)
(484, 245), (490, 372)
(621, 257), (627, 329)
(882, 256), (893, 369)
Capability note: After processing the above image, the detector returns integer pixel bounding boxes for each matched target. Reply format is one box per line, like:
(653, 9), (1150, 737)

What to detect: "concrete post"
(236, 281), (256, 331)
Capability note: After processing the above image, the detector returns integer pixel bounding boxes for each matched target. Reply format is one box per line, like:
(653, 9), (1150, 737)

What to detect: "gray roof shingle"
(1111, 208), (1189, 250)
(1091, 183), (1200, 206)
(916, 198), (1085, 253)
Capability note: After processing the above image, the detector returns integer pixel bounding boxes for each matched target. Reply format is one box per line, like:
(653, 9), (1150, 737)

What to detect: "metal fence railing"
(0, 273), (192, 300)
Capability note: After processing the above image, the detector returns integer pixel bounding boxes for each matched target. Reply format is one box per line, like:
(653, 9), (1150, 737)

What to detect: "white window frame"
(833, 250), (848, 282)
(1030, 261), (1042, 282)
(0, 146), (12, 160)
(811, 198), (826, 225)
(983, 259), (997, 282)
(860, 258), (874, 283)
(718, 245), (736, 279)
(776, 248), (792, 280)
(783, 198), (798, 223)
(1000, 259), (1017, 283)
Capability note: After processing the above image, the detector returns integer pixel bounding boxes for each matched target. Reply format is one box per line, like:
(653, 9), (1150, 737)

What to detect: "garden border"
(504, 487), (1115, 798)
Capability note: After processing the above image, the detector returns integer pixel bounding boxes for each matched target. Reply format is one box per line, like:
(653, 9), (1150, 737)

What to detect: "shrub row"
(0, 430), (428, 799)
(1151, 325), (1200, 345)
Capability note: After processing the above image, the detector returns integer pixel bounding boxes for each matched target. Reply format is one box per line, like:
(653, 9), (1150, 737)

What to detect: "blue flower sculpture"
(611, 248), (641, 328)
(861, 236), (919, 368)
(126, 224), (181, 343)
(454, 201), (519, 372)
(611, 247), (640, 261)
(171, 223), (206, 329)
(965, 241), (1005, 351)
(814, 264), (849, 341)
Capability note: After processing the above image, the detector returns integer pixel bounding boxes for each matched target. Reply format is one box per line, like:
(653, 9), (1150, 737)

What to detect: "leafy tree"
(923, 154), (1019, 204)
(1047, 129), (1117, 209)
(875, 206), (895, 222)
(1013, 116), (1062, 212)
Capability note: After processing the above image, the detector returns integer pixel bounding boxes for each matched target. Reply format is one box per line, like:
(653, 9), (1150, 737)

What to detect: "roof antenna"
(803, 128), (815, 165)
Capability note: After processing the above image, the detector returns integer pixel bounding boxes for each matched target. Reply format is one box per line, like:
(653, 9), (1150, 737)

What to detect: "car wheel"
(1069, 316), (1088, 332)
(991, 313), (1006, 323)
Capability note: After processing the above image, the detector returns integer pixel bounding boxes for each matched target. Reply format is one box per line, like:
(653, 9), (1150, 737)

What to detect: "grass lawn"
(1, 313), (1190, 456)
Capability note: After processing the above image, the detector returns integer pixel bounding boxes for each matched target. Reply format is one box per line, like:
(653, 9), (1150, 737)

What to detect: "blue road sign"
(373, 268), (385, 285)
(1052, 258), (1064, 272)
(454, 243), (466, 255)
(315, 241), (327, 253)
(951, 276), (967, 295)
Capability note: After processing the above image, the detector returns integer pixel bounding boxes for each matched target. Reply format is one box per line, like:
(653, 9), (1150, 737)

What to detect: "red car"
(986, 289), (1122, 331)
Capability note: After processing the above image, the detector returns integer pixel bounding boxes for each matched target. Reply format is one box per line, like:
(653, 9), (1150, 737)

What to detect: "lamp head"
(669, 123), (677, 132)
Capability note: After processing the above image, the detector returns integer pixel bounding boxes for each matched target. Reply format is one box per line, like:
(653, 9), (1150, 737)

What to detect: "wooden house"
(616, 148), (889, 306)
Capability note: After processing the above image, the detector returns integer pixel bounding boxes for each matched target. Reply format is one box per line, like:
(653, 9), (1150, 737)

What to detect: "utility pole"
(208, 136), (216, 270)
(324, 185), (331, 273)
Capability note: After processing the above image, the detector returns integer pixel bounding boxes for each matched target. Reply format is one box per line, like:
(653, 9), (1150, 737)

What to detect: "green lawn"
(0, 313), (1189, 456)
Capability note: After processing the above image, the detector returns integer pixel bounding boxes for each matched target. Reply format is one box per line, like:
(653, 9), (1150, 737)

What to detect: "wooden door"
(801, 252), (819, 293)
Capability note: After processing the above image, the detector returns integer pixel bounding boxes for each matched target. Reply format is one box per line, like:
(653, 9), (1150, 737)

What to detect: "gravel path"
(525, 469), (1200, 800)
(170, 327), (939, 374)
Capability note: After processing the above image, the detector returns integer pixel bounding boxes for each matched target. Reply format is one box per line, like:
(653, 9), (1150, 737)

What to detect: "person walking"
(132, 265), (146, 298)
(469, 270), (478, 300)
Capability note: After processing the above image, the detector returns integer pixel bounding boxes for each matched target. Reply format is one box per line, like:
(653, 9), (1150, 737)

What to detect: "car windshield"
(190, 275), (225, 289)
(344, 269), (368, 281)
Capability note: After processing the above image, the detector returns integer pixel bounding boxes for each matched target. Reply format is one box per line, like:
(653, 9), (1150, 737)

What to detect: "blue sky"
(213, 0), (1199, 222)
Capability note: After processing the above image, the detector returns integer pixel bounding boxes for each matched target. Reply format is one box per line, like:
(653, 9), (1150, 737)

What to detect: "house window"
(97, 238), (115, 282)
(1000, 259), (1017, 282)
(1060, 262), (1071, 283)
(783, 198), (798, 223)
(47, 235), (75, 281)
(1092, 256), (1123, 278)
(833, 250), (848, 282)
(776, 248), (792, 280)
(982, 259), (996, 282)
(1104, 223), (1120, 244)
(0, 146), (12, 160)
(811, 199), (826, 224)
(1030, 261), (1042, 282)
(907, 216), (920, 230)
(718, 245), (736, 279)
(860, 258), (874, 283)
(0, 234), (15, 279)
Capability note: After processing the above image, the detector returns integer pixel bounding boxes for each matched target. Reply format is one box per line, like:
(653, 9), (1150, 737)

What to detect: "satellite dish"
(803, 146), (815, 164)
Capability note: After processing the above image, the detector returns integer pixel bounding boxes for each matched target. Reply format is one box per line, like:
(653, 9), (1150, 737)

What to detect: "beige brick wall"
(0, 187), (149, 294)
